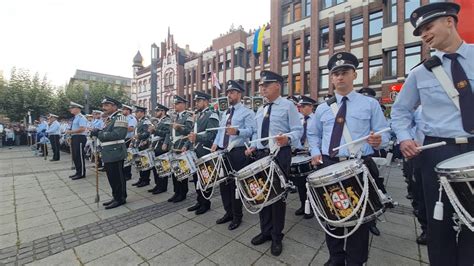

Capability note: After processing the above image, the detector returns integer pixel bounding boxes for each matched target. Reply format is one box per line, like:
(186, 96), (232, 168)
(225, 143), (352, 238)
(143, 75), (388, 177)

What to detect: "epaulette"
(423, 56), (442, 72)
(325, 96), (337, 107)
(115, 114), (128, 128)
(411, 58), (426, 71)
(209, 112), (219, 121)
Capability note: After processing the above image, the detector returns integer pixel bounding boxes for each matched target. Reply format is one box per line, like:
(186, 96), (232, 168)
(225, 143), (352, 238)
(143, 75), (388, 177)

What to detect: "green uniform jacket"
(135, 117), (151, 151)
(169, 111), (193, 151)
(186, 108), (220, 158)
(151, 115), (171, 156)
(98, 111), (128, 163)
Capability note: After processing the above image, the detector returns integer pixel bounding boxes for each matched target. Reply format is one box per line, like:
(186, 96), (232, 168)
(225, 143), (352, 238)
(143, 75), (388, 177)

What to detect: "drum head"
(196, 150), (224, 165)
(237, 156), (273, 179)
(308, 159), (362, 186)
(436, 151), (474, 175)
(291, 155), (311, 164)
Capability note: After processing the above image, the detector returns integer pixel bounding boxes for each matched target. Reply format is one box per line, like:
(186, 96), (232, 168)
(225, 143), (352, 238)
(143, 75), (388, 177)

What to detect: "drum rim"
(195, 150), (225, 165)
(325, 209), (384, 227)
(291, 154), (312, 165)
(235, 155), (273, 180)
(307, 159), (364, 187)
(435, 151), (474, 175)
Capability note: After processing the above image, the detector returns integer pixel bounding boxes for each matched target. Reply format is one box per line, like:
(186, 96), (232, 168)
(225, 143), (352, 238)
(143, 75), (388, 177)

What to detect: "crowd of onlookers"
(0, 122), (30, 147)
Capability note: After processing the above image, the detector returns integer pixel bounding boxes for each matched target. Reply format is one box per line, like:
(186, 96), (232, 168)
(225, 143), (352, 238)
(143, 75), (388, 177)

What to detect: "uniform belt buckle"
(455, 137), (468, 144)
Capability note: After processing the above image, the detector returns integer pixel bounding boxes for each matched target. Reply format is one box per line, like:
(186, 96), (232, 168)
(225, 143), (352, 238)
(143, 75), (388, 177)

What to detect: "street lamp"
(150, 43), (159, 113)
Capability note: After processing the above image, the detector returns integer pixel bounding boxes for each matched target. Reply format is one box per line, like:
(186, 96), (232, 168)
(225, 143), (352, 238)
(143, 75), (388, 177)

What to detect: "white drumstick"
(249, 133), (291, 144)
(202, 146), (212, 151)
(416, 141), (446, 151)
(206, 126), (239, 131)
(332, 128), (391, 152)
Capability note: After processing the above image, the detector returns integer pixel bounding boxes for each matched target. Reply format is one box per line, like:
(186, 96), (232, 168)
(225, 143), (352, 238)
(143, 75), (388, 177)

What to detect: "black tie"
(444, 53), (474, 134)
(223, 107), (234, 148)
(328, 96), (348, 157)
(301, 116), (310, 146)
(261, 103), (273, 146)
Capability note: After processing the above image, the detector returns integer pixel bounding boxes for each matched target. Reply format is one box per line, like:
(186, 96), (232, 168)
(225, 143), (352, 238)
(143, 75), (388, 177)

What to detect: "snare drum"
(289, 154), (315, 180)
(195, 150), (233, 189)
(306, 159), (384, 228)
(134, 149), (156, 171)
(155, 152), (174, 177)
(436, 151), (474, 231)
(235, 156), (289, 213)
(171, 151), (197, 181)
(124, 148), (138, 167)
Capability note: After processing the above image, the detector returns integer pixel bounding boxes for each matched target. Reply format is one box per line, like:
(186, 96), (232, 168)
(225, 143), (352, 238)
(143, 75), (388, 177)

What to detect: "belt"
(322, 154), (371, 162)
(101, 140), (125, 146)
(425, 136), (474, 145)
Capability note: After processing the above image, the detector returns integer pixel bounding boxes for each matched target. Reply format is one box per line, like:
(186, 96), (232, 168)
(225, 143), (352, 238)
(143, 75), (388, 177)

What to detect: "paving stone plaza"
(0, 147), (429, 265)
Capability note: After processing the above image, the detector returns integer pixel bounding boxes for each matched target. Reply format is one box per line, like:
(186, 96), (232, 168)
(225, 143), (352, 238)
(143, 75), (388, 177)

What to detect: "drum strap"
(424, 56), (460, 110)
(329, 101), (356, 156)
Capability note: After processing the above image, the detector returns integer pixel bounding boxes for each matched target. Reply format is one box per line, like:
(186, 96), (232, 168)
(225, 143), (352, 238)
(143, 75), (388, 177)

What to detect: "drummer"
(292, 95), (316, 219)
(391, 2), (474, 265)
(211, 80), (256, 230)
(186, 91), (219, 215)
(245, 70), (303, 256)
(130, 106), (152, 188)
(307, 51), (389, 266)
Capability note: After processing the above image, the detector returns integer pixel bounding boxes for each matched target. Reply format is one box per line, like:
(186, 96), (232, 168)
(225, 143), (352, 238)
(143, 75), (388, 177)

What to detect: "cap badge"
(335, 60), (345, 66)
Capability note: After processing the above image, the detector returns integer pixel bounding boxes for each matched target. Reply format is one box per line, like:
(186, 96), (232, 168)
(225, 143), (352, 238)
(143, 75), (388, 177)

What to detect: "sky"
(0, 0), (270, 86)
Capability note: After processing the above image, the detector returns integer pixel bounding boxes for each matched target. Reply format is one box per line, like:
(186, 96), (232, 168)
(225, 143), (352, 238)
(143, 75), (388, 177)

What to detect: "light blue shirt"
(92, 119), (104, 130)
(213, 102), (256, 148)
(391, 42), (474, 141)
(71, 114), (88, 136)
(46, 120), (61, 135)
(411, 106), (425, 145)
(36, 121), (48, 133)
(251, 96), (303, 149)
(294, 112), (313, 150)
(126, 115), (138, 139)
(307, 91), (390, 157)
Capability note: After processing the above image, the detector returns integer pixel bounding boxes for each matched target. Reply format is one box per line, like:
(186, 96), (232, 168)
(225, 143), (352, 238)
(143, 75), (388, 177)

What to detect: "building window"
(385, 49), (397, 78)
(304, 72), (310, 95)
(320, 26), (329, 49)
(334, 21), (345, 46)
(282, 42), (289, 62)
(319, 68), (329, 90)
(305, 0), (311, 17)
(293, 38), (301, 58)
(405, 0), (420, 20)
(234, 48), (244, 68)
(254, 53), (260, 66)
(354, 61), (363, 85)
(405, 45), (421, 76)
(293, 74), (302, 95)
(369, 57), (383, 84)
(264, 45), (270, 64)
(387, 0), (397, 24)
(351, 17), (363, 41)
(282, 5), (291, 25)
(321, 0), (345, 10)
(294, 2), (302, 21)
(282, 77), (289, 96)
(304, 35), (311, 56)
(369, 11), (383, 37)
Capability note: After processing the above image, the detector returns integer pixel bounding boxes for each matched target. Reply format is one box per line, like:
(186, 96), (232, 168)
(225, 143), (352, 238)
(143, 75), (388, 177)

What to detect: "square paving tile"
(192, 210), (222, 228)
(85, 247), (144, 266)
(167, 220), (207, 242)
(208, 241), (261, 265)
(61, 213), (100, 231)
(286, 223), (325, 249)
(19, 221), (62, 243)
(253, 254), (287, 266)
(149, 213), (188, 230)
(371, 232), (420, 260)
(56, 206), (92, 220)
(265, 237), (316, 265)
(74, 234), (126, 263)
(211, 220), (253, 239)
(310, 250), (330, 265)
(0, 232), (17, 249)
(25, 249), (79, 266)
(131, 232), (180, 260)
(147, 244), (204, 265)
(185, 229), (232, 257)
(235, 225), (271, 253)
(368, 247), (420, 266)
(117, 222), (160, 245)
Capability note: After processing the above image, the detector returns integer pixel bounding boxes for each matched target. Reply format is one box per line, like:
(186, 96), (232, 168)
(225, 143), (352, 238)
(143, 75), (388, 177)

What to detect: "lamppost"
(150, 43), (159, 113)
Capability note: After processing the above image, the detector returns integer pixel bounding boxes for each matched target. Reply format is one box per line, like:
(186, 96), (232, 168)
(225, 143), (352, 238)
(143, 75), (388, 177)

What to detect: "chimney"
(185, 45), (190, 55)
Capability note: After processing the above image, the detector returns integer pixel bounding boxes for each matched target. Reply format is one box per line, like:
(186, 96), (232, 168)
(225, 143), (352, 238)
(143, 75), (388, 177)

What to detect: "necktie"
(260, 103), (273, 146)
(301, 116), (310, 146)
(444, 53), (474, 134)
(223, 107), (234, 148)
(328, 96), (348, 157)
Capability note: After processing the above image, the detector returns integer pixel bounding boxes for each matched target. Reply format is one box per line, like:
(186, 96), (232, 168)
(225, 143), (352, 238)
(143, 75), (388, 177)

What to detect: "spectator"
(5, 124), (15, 147)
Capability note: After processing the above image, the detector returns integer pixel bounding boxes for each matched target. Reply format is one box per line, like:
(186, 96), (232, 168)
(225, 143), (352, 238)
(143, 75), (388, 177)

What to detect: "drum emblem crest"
(162, 160), (170, 171)
(324, 186), (360, 218)
(332, 190), (350, 210)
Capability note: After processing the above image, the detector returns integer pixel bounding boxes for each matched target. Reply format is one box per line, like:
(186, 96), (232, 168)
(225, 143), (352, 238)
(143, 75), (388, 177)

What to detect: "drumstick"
(332, 128), (391, 152)
(202, 146), (212, 152)
(206, 126), (239, 131)
(249, 133), (291, 144)
(416, 141), (446, 151)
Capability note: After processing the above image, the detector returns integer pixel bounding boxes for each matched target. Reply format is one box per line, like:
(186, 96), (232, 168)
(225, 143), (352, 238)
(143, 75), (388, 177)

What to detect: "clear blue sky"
(0, 0), (270, 86)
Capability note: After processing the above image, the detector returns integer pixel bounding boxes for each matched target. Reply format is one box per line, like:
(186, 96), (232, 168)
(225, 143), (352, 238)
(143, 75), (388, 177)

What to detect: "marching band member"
(245, 70), (303, 256)
(36, 115), (48, 156)
(212, 80), (256, 230)
(91, 96), (128, 209)
(131, 106), (152, 188)
(91, 110), (105, 130)
(187, 91), (220, 215)
(167, 95), (193, 203)
(292, 95), (316, 219)
(66, 102), (88, 180)
(391, 3), (474, 265)
(121, 104), (137, 181)
(148, 103), (171, 194)
(46, 114), (61, 161)
(307, 52), (389, 266)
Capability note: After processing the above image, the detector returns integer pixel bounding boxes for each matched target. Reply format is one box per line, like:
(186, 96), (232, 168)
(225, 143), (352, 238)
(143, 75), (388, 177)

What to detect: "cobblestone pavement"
(0, 146), (429, 265)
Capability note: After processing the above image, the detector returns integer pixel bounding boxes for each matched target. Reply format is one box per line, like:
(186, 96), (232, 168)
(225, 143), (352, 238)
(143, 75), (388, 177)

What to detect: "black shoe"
(167, 194), (178, 202)
(251, 234), (272, 246)
(98, 168), (105, 172)
(148, 186), (159, 193)
(369, 225), (381, 236)
(294, 207), (305, 216)
(152, 189), (167, 195)
(71, 175), (85, 180)
(102, 199), (115, 206)
(216, 214), (233, 224)
(125, 176), (131, 181)
(270, 240), (282, 256)
(323, 260), (345, 266)
(136, 181), (150, 188)
(132, 180), (142, 186)
(228, 220), (241, 230)
(49, 159), (59, 162)
(289, 187), (297, 194)
(406, 193), (413, 200)
(303, 212), (314, 219)
(416, 231), (427, 245)
(173, 194), (186, 203)
(187, 203), (200, 212)
(105, 200), (125, 209)
(195, 205), (210, 215)
(69, 173), (78, 178)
